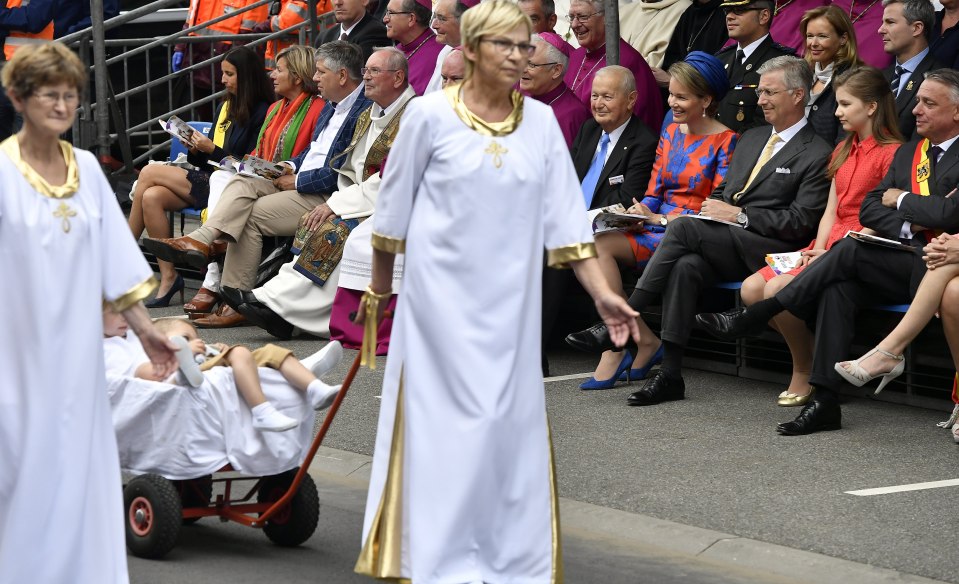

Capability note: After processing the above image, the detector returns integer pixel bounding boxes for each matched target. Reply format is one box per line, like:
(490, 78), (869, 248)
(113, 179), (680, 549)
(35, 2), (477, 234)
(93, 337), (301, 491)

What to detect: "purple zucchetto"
(536, 31), (572, 59)
(683, 51), (729, 101)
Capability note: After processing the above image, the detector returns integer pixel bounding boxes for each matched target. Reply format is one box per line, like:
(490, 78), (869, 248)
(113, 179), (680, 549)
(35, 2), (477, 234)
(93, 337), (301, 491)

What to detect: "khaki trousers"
(206, 174), (326, 290)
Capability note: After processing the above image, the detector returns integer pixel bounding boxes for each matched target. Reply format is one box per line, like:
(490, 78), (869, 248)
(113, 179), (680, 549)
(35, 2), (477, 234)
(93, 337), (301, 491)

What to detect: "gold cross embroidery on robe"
(53, 202), (76, 233)
(484, 140), (507, 168)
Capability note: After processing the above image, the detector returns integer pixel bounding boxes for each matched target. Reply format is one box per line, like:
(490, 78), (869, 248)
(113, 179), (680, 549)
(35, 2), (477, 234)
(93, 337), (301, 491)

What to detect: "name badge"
(609, 175), (624, 185)
(775, 167), (791, 174)
(917, 158), (931, 183)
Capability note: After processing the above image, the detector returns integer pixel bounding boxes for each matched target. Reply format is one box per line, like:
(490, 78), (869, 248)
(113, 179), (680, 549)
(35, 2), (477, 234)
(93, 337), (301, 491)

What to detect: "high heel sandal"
(580, 351), (633, 390)
(184, 287), (220, 316)
(834, 347), (905, 394)
(618, 344), (665, 383)
(145, 274), (185, 308)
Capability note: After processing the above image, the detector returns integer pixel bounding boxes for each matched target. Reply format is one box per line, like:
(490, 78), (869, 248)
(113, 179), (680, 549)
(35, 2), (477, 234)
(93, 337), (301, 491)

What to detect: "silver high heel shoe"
(834, 348), (905, 394)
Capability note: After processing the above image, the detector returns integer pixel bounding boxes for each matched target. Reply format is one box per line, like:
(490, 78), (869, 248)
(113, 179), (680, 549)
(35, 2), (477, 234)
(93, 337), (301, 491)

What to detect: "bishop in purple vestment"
(384, 0), (446, 94)
(522, 32), (590, 148)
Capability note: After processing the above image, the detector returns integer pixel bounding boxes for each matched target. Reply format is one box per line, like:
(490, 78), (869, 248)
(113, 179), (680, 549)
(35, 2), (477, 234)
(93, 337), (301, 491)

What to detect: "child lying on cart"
(103, 309), (341, 432)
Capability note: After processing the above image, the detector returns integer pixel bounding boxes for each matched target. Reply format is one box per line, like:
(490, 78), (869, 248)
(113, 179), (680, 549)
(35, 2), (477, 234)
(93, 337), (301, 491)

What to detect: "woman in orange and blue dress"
(579, 51), (738, 389)
(740, 66), (903, 406)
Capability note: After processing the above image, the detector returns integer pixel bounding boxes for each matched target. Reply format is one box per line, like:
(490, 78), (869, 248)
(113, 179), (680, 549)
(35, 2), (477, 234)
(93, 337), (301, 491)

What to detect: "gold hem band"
(355, 380), (406, 580)
(546, 242), (597, 268)
(107, 277), (159, 313)
(371, 232), (406, 254)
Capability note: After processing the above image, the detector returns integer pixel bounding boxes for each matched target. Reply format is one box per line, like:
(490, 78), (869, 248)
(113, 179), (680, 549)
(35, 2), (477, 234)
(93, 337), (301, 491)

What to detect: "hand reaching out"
(594, 292), (640, 349)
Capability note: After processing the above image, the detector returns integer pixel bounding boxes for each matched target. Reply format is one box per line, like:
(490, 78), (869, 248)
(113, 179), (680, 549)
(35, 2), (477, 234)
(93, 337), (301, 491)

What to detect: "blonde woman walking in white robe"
(353, 2), (640, 582)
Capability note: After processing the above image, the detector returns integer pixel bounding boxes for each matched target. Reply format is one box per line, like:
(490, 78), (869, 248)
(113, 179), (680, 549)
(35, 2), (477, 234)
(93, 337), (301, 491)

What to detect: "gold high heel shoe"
(834, 347), (905, 394)
(777, 386), (814, 407)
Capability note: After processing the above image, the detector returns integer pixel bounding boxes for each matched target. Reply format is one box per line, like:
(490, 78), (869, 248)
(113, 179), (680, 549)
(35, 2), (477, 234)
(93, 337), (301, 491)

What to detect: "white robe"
(358, 91), (593, 583)
(103, 334), (317, 480)
(0, 146), (149, 584)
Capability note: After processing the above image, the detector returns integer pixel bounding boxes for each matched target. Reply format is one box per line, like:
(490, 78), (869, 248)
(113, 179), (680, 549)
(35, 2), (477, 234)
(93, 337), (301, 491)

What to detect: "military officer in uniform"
(715, 0), (795, 133)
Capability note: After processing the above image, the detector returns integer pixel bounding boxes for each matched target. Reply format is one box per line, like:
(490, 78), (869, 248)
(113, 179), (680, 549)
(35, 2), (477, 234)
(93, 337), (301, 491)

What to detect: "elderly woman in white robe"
(352, 2), (640, 582)
(0, 43), (177, 584)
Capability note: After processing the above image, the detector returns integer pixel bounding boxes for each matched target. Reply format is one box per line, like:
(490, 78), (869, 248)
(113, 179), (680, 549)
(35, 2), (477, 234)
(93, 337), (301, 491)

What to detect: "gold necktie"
(733, 132), (781, 203)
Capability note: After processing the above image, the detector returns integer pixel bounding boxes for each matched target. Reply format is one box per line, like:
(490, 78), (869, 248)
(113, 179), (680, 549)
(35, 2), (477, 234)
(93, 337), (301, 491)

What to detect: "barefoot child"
(103, 309), (340, 432)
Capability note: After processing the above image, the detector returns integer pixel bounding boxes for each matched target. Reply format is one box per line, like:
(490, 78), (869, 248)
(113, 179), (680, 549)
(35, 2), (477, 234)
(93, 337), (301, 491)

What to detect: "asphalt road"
(139, 295), (959, 583)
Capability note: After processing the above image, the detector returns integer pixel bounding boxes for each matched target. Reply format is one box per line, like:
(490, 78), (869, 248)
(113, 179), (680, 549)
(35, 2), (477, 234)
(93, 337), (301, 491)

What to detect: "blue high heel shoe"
(618, 344), (665, 382)
(145, 274), (185, 308)
(580, 351), (633, 390)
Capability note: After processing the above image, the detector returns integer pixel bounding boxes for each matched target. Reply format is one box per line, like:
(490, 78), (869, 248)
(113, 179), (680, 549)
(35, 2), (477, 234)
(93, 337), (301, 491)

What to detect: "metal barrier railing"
(62, 0), (332, 175)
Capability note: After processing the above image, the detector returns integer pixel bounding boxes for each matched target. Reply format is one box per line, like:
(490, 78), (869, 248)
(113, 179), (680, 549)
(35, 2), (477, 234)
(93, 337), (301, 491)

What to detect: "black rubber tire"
(257, 469), (320, 547)
(123, 474), (182, 559)
(176, 475), (213, 525)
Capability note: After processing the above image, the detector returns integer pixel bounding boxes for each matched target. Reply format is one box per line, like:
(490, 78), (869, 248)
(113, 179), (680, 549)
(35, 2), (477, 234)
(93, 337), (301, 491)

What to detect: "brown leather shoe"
(184, 287), (219, 316)
(209, 240), (228, 260)
(194, 305), (247, 328)
(142, 236), (211, 269)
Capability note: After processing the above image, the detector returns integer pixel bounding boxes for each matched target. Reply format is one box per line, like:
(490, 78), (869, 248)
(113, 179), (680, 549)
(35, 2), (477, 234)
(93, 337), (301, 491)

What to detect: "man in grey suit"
(566, 55), (832, 406)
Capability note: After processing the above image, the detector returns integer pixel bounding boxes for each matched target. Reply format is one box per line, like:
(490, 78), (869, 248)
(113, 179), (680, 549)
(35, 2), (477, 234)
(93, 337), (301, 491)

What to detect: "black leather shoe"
(220, 286), (259, 312)
(626, 370), (685, 406)
(236, 300), (295, 340)
(565, 322), (616, 353)
(695, 308), (768, 341)
(776, 400), (842, 435)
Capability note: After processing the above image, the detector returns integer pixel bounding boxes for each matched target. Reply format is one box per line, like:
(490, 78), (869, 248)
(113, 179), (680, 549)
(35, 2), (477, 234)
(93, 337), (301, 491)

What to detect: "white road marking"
(845, 478), (959, 496)
(544, 373), (593, 383)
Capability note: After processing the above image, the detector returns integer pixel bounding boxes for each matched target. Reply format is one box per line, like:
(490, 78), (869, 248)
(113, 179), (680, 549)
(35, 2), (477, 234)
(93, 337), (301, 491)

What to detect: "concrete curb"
(307, 445), (947, 584)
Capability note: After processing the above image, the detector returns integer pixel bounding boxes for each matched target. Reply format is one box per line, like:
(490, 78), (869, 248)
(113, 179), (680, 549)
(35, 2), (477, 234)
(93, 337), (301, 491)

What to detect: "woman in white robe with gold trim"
(0, 43), (177, 584)
(353, 3), (640, 582)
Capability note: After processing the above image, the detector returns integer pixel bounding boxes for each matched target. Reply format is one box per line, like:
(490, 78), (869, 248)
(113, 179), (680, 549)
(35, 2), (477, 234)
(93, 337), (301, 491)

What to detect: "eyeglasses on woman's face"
(480, 38), (536, 57)
(33, 91), (80, 106)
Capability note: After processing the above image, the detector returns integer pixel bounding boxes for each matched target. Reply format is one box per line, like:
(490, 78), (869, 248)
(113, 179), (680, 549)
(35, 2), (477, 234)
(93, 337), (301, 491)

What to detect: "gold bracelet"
(360, 285), (393, 369)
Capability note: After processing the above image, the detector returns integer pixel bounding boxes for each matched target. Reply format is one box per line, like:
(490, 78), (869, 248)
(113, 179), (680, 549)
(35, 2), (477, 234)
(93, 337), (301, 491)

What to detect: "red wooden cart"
(122, 352), (363, 559)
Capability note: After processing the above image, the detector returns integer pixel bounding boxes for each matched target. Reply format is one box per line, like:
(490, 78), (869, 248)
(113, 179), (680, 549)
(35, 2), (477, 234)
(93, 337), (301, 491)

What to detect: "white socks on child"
(251, 402), (299, 432)
(307, 379), (340, 411)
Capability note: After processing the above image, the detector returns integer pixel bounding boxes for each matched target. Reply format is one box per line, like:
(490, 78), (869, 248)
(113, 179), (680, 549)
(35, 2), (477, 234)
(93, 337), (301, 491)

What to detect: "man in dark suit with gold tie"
(697, 69), (959, 435)
(566, 56), (832, 404)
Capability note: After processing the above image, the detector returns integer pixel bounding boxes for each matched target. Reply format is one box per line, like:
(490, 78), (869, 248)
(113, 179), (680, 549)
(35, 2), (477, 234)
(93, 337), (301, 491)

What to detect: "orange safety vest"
(263, 0), (313, 69)
(3, 0), (53, 61)
(186, 0), (270, 39)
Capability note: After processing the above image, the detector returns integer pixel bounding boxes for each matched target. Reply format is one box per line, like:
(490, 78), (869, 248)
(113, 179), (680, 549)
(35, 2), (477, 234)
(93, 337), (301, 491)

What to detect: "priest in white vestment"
(353, 3), (640, 582)
(0, 43), (176, 584)
(232, 48), (417, 339)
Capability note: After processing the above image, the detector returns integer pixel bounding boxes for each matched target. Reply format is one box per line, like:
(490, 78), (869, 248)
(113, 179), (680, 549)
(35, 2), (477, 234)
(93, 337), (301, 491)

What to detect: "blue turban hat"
(683, 51), (729, 101)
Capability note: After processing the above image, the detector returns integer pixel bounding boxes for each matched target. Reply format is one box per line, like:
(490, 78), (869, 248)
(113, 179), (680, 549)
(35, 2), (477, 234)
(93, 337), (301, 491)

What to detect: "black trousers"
(775, 238), (922, 393)
(636, 219), (765, 346)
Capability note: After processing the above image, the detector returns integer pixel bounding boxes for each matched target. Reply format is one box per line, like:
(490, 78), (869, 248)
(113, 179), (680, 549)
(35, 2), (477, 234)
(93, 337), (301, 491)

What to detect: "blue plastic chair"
(168, 121), (212, 234)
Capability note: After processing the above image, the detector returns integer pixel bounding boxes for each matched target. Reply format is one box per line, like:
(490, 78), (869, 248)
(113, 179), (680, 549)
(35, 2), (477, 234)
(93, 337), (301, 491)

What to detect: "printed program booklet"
(158, 116), (196, 143)
(587, 203), (646, 233)
(208, 155), (287, 181)
(764, 251), (804, 275)
(845, 230), (917, 252)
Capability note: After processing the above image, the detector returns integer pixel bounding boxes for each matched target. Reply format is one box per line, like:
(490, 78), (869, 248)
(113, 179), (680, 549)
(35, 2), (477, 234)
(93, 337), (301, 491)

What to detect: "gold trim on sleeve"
(107, 277), (159, 313)
(371, 231), (406, 254)
(355, 379), (408, 582)
(546, 242), (597, 268)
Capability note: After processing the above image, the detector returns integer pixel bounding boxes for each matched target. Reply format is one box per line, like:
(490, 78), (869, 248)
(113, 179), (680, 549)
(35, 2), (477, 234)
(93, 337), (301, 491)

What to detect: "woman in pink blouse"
(741, 67), (903, 406)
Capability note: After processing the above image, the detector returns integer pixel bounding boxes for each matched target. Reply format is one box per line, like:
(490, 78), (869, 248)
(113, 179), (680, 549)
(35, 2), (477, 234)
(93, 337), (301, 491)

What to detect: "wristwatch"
(736, 208), (748, 226)
(659, 214), (668, 227)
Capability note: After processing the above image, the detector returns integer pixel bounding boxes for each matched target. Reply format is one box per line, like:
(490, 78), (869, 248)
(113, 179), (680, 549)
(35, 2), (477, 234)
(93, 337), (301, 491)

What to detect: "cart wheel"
(123, 474), (182, 559)
(176, 475), (213, 525)
(257, 469), (320, 547)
